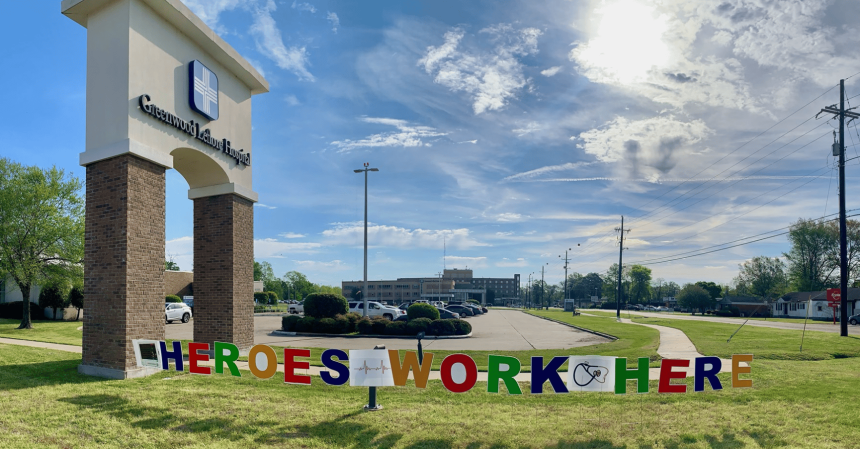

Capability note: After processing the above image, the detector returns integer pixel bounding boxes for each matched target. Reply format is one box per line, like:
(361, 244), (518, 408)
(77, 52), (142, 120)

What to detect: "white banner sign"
(567, 356), (616, 392)
(349, 349), (395, 387)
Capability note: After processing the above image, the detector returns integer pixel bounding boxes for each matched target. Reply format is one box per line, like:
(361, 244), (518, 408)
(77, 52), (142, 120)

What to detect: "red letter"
(440, 354), (478, 393)
(188, 342), (211, 375)
(284, 348), (311, 385)
(658, 359), (689, 393)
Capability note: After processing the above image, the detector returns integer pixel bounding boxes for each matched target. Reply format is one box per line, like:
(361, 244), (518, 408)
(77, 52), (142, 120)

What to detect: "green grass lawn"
(0, 318), (83, 346)
(1, 343), (858, 448)
(630, 316), (860, 361)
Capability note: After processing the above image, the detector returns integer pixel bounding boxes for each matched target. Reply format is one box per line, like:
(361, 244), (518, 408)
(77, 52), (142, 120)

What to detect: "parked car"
(348, 301), (406, 320)
(446, 304), (474, 317)
(288, 302), (304, 314)
(465, 304), (483, 314)
(165, 302), (192, 324)
(849, 314), (860, 325)
(437, 308), (460, 320)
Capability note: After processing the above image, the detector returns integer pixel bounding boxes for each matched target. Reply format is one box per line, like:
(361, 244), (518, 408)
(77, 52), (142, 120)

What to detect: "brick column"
(80, 154), (166, 379)
(193, 194), (254, 352)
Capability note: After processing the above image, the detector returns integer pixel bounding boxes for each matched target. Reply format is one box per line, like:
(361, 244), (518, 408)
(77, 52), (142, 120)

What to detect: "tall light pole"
(527, 273), (533, 309)
(559, 244), (579, 308)
(541, 262), (549, 310)
(354, 162), (378, 317)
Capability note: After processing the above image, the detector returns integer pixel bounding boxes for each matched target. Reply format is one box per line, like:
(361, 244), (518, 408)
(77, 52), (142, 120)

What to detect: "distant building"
(773, 290), (859, 320)
(342, 268), (520, 305)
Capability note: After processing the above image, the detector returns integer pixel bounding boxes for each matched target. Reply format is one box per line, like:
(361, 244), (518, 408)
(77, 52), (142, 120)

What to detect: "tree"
(783, 218), (860, 291)
(284, 271), (315, 300)
(677, 284), (715, 315)
(69, 286), (84, 321)
(253, 261), (263, 281)
(0, 159), (84, 329)
(581, 272), (604, 303)
(39, 284), (67, 321)
(694, 281), (722, 301)
(164, 259), (180, 271)
(734, 256), (788, 299)
(628, 265), (652, 304)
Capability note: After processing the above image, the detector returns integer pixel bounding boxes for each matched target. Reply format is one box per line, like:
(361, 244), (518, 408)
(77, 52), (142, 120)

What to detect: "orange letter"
(248, 345), (278, 379)
(284, 348), (311, 385)
(731, 354), (753, 388)
(388, 350), (434, 388)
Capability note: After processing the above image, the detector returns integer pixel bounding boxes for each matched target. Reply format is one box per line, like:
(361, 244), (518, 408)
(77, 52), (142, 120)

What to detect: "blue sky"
(4, 0), (860, 289)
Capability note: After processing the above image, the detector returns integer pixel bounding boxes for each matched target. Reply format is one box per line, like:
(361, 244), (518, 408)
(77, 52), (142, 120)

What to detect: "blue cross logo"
(189, 60), (218, 121)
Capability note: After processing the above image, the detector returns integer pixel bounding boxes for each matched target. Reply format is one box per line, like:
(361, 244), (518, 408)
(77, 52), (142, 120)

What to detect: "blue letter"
(320, 349), (349, 386)
(160, 341), (184, 372)
(530, 356), (569, 394)
(694, 357), (722, 392)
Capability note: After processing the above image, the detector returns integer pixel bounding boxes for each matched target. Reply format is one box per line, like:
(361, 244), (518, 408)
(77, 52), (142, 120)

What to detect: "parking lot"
(165, 309), (609, 350)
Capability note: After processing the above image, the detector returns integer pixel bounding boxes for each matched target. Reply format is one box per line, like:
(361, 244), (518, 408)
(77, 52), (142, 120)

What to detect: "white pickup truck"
(348, 301), (406, 320)
(288, 302), (303, 314)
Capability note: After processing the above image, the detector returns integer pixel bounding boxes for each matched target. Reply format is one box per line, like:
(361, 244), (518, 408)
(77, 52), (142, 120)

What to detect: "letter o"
(248, 344), (278, 379)
(441, 354), (478, 393)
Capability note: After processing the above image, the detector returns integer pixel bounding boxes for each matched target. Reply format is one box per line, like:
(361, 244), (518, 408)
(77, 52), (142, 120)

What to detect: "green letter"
(487, 355), (522, 394)
(214, 342), (241, 377)
(614, 357), (649, 394)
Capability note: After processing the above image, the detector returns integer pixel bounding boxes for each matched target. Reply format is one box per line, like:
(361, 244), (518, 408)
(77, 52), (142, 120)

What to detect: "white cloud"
(254, 238), (322, 258)
(541, 66), (561, 77)
(291, 1), (316, 13)
(327, 12), (340, 33)
(293, 260), (350, 271)
(181, 0), (243, 32)
(496, 257), (528, 267)
(504, 162), (596, 181)
(284, 94), (301, 106)
(255, 203), (277, 209)
(494, 213), (523, 222)
(444, 255), (488, 269)
(166, 236), (194, 271)
(418, 24), (542, 114)
(495, 231), (514, 237)
(322, 222), (487, 249)
(575, 116), (712, 182)
(330, 117), (447, 152)
(251, 1), (315, 81)
(279, 232), (306, 238)
(512, 121), (543, 137)
(459, 139), (478, 144)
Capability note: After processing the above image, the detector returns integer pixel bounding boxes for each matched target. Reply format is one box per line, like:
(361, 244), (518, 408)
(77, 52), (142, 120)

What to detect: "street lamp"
(541, 262), (549, 310)
(354, 162), (379, 317)
(527, 273), (534, 309)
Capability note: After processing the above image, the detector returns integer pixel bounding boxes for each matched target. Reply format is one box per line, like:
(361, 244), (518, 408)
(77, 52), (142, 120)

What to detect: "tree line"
(253, 261), (341, 303)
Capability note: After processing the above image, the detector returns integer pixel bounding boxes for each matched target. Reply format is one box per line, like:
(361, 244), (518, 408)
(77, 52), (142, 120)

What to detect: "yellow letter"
(731, 354), (753, 388)
(388, 350), (434, 388)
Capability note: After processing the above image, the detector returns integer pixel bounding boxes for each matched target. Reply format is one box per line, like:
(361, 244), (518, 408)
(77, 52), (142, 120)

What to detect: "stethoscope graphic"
(572, 362), (609, 387)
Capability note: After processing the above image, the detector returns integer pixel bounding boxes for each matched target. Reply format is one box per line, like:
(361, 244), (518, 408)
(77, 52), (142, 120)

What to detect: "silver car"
(165, 303), (192, 324)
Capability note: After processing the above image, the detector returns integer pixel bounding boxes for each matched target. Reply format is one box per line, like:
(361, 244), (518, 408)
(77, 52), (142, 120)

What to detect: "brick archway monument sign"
(62, 0), (269, 379)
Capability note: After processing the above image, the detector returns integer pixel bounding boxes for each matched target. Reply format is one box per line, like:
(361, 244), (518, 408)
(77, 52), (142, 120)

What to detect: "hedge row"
(0, 301), (45, 320)
(282, 314), (471, 336)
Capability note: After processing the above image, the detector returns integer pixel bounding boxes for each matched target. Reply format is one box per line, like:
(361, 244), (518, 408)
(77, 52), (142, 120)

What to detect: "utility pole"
(541, 262), (549, 310)
(354, 162), (379, 317)
(819, 80), (860, 337)
(527, 273), (533, 309)
(559, 244), (580, 308)
(615, 216), (630, 321)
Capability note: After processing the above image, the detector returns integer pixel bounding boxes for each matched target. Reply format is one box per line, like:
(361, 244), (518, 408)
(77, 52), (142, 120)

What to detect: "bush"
(334, 314), (351, 333)
(253, 292), (268, 304)
(296, 316), (317, 333)
(357, 317), (373, 334)
(599, 302), (617, 310)
(406, 317), (432, 335)
(282, 315), (301, 331)
(714, 307), (741, 317)
(407, 303), (440, 321)
(315, 317), (340, 334)
(371, 317), (388, 334)
(344, 312), (362, 332)
(265, 291), (278, 305)
(39, 285), (68, 320)
(451, 319), (471, 335)
(0, 301), (44, 320)
(165, 295), (182, 303)
(303, 293), (348, 319)
(427, 319), (456, 336)
(385, 321), (408, 335)
(253, 305), (268, 313)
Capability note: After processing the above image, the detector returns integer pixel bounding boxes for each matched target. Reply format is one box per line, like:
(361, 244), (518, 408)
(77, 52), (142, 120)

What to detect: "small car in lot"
(437, 308), (460, 320)
(446, 304), (474, 317)
(348, 301), (406, 320)
(165, 302), (192, 324)
(849, 314), (860, 325)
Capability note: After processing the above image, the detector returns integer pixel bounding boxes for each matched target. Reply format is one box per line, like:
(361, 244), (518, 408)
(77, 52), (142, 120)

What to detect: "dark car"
(465, 304), (483, 314)
(849, 314), (860, 325)
(447, 305), (474, 317)
(437, 308), (460, 320)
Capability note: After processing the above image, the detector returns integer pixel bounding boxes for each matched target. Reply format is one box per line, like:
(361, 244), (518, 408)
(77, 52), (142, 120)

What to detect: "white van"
(348, 301), (406, 320)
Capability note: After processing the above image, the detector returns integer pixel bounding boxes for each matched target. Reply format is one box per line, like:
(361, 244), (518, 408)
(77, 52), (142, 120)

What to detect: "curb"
(524, 312), (618, 341)
(272, 330), (472, 339)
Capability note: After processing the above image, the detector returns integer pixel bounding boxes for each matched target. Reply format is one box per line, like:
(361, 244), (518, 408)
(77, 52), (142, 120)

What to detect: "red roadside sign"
(827, 288), (841, 305)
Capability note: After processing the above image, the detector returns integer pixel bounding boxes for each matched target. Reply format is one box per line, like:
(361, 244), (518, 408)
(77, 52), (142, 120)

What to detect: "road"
(164, 309), (610, 350)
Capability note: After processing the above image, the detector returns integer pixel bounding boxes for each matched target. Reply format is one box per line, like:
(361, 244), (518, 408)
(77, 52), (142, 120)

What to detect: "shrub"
(265, 291), (278, 305)
(253, 305), (268, 313)
(253, 292), (268, 304)
(0, 301), (44, 320)
(39, 285), (68, 320)
(303, 293), (348, 319)
(428, 319), (456, 336)
(357, 317), (373, 334)
(296, 316), (317, 332)
(385, 321), (407, 335)
(315, 317), (340, 334)
(600, 302), (617, 310)
(450, 319), (472, 335)
(407, 303), (439, 321)
(282, 315), (301, 331)
(714, 307), (741, 317)
(406, 317), (432, 335)
(467, 299), (479, 305)
(371, 317), (388, 334)
(165, 295), (182, 303)
(334, 314), (351, 333)
(344, 312), (362, 333)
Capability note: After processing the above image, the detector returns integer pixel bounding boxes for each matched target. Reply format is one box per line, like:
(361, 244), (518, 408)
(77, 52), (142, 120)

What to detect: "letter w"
(388, 350), (434, 388)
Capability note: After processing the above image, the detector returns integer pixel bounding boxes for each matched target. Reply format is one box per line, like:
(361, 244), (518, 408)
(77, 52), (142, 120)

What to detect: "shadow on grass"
(0, 360), (106, 391)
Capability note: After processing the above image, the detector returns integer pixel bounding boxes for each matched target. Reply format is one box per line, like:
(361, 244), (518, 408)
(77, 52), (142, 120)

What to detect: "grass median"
(1, 343), (858, 448)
